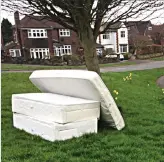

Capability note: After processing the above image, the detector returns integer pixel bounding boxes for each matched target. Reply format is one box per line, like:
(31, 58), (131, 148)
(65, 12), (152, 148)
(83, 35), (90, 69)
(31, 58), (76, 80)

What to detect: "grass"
(151, 56), (164, 61)
(1, 61), (136, 71)
(2, 68), (164, 162)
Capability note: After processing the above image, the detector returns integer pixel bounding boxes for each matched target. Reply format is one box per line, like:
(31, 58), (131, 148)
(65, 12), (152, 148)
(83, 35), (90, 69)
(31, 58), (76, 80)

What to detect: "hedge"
(136, 53), (164, 59)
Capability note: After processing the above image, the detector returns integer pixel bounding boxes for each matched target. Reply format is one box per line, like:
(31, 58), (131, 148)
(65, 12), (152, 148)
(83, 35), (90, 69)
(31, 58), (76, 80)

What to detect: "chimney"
(14, 11), (20, 28)
(14, 11), (24, 57)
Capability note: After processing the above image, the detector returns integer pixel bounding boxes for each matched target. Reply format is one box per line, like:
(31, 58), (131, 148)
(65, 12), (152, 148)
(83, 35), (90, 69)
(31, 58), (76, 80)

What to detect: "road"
(1, 60), (164, 73)
(100, 60), (164, 72)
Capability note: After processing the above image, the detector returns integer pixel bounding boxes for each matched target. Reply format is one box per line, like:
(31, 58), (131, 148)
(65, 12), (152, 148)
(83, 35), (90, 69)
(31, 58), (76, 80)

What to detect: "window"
(121, 31), (125, 38)
(59, 29), (70, 37)
(102, 32), (110, 39)
(28, 29), (47, 38)
(120, 45), (127, 53)
(54, 45), (72, 56)
(30, 48), (49, 59)
(9, 49), (21, 57)
(148, 27), (152, 30)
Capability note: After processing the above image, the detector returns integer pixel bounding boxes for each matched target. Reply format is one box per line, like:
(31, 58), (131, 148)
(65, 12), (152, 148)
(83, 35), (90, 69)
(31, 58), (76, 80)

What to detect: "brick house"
(124, 21), (164, 54)
(150, 24), (164, 45)
(124, 21), (153, 53)
(125, 21), (164, 46)
(125, 21), (153, 37)
(125, 21), (154, 44)
(6, 11), (86, 59)
(6, 11), (131, 59)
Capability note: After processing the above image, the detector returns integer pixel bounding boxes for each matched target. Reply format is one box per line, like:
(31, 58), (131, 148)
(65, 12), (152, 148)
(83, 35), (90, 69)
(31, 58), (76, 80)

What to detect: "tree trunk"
(78, 27), (100, 75)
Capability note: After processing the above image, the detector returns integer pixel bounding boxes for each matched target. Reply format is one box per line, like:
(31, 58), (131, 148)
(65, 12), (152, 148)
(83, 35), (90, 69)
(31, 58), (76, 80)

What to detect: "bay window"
(30, 48), (49, 59)
(9, 49), (21, 57)
(120, 44), (127, 53)
(102, 32), (110, 39)
(54, 45), (72, 56)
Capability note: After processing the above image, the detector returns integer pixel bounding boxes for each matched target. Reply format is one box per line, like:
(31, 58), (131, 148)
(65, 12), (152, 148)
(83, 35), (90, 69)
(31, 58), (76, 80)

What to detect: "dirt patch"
(156, 76), (164, 88)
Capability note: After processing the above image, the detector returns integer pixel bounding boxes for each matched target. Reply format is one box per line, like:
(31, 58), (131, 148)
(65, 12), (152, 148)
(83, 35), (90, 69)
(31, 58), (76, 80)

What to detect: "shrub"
(123, 53), (132, 60)
(31, 59), (41, 65)
(4, 56), (12, 63)
(63, 54), (83, 65)
(50, 56), (63, 65)
(43, 59), (52, 66)
(136, 53), (164, 59)
(99, 56), (119, 64)
(70, 54), (82, 65)
(63, 54), (71, 62)
(11, 57), (24, 64)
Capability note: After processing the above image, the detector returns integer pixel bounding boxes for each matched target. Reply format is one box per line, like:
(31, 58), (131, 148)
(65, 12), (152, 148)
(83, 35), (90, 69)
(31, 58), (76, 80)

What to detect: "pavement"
(100, 60), (164, 72)
(1, 60), (164, 73)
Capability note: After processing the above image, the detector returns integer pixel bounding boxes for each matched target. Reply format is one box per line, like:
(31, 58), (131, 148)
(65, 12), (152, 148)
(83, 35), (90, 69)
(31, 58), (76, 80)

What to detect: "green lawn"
(1, 61), (136, 71)
(151, 56), (164, 61)
(2, 68), (164, 162)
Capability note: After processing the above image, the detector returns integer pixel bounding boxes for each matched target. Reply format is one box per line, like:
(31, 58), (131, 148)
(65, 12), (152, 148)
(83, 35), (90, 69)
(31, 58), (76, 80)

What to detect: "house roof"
(13, 15), (64, 29)
(151, 24), (164, 33)
(4, 41), (18, 50)
(125, 21), (151, 35)
(109, 22), (122, 29)
(96, 43), (104, 48)
(101, 21), (123, 31)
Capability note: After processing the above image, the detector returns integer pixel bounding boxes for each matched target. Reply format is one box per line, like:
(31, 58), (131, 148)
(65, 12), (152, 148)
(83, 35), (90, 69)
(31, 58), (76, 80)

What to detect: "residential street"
(1, 60), (164, 73)
(100, 60), (164, 72)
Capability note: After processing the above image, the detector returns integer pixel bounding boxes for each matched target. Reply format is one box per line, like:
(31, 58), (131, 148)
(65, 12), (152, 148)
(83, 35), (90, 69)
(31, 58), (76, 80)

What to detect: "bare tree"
(130, 35), (152, 55)
(151, 24), (164, 45)
(2, 0), (164, 75)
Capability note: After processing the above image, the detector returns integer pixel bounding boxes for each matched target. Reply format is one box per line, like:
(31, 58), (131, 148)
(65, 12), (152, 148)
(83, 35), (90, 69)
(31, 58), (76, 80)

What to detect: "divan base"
(13, 113), (97, 141)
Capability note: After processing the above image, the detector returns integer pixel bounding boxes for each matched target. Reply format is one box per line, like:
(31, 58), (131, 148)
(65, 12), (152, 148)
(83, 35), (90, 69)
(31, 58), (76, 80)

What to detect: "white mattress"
(12, 93), (100, 124)
(13, 113), (97, 141)
(29, 70), (125, 130)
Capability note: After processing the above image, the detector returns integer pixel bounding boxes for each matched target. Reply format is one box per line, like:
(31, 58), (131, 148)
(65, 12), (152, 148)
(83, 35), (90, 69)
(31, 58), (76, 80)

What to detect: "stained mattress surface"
(12, 93), (100, 123)
(13, 113), (97, 141)
(29, 70), (125, 130)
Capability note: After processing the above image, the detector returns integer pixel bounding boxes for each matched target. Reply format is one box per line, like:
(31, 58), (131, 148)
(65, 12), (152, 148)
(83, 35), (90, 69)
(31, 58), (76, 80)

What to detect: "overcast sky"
(1, 9), (164, 25)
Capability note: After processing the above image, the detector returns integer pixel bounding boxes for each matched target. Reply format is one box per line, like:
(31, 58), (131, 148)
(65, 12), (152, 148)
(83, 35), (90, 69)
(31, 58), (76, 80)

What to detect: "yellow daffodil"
(116, 92), (119, 95)
(115, 97), (118, 100)
(123, 78), (126, 81)
(113, 90), (117, 93)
